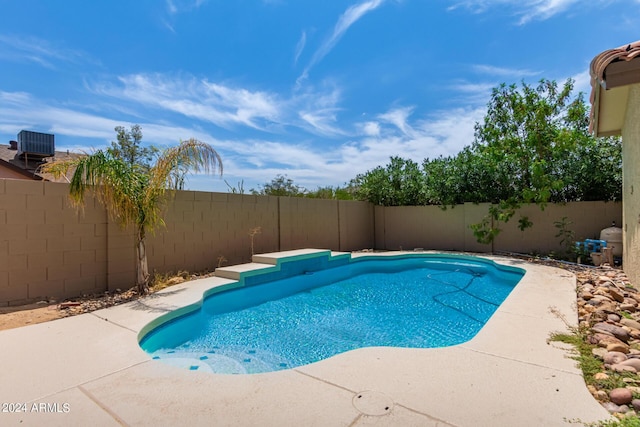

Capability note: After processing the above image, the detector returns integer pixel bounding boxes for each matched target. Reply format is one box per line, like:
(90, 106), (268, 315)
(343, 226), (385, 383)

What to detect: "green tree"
(350, 157), (427, 206)
(469, 78), (609, 243)
(109, 125), (158, 169)
(305, 185), (355, 200)
(349, 78), (620, 244)
(251, 174), (307, 196)
(43, 135), (222, 294)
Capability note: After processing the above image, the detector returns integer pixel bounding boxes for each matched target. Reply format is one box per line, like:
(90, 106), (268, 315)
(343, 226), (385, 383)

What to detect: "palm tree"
(42, 138), (223, 294)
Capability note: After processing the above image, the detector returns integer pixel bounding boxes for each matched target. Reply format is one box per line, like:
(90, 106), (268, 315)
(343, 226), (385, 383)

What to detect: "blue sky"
(0, 1), (638, 193)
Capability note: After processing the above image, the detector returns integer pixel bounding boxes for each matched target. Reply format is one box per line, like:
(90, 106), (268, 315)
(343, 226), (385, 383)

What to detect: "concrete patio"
(0, 253), (611, 426)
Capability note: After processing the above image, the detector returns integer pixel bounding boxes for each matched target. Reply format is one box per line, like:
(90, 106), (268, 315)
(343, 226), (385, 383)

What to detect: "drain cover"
(352, 391), (394, 416)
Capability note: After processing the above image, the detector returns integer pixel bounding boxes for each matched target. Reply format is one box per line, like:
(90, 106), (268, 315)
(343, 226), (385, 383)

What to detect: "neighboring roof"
(0, 144), (83, 182)
(590, 40), (640, 136)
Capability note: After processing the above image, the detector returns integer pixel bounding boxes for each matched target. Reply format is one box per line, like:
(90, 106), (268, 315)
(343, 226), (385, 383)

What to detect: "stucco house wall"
(622, 84), (640, 283)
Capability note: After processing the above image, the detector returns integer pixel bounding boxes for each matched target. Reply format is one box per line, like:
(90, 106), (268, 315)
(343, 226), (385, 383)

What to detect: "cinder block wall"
(493, 202), (622, 254)
(377, 202), (622, 254)
(146, 192), (281, 273)
(0, 181), (375, 305)
(0, 178), (622, 306)
(0, 180), (112, 305)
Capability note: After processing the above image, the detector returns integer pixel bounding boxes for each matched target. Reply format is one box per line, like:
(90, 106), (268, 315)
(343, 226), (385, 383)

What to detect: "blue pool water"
(140, 255), (523, 374)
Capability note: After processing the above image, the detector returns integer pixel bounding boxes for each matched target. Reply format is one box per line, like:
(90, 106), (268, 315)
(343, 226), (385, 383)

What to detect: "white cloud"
(378, 106), (415, 136)
(97, 74), (281, 130)
(571, 69), (591, 97)
(0, 34), (93, 69)
(294, 31), (306, 65)
(448, 0), (585, 24)
(360, 121), (381, 136)
(297, 0), (386, 85)
(472, 64), (541, 77)
(0, 90), (235, 153)
(295, 83), (347, 136)
(166, 0), (207, 15)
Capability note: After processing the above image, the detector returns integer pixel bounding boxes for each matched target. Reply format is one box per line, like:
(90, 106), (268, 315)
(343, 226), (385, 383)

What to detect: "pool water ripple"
(140, 256), (523, 374)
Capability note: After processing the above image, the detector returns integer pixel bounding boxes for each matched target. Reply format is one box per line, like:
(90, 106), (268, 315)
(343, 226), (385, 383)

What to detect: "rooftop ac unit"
(17, 130), (55, 158)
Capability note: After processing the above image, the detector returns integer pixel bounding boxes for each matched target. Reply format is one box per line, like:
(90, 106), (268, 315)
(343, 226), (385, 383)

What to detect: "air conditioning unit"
(17, 130), (55, 158)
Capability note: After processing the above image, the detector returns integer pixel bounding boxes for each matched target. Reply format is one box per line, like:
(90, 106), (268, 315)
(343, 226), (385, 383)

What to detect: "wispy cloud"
(296, 84), (346, 136)
(0, 34), (92, 69)
(166, 0), (207, 15)
(94, 73), (281, 130)
(0, 87), (484, 192)
(297, 0), (386, 85)
(378, 106), (415, 136)
(163, 0), (208, 33)
(90, 72), (350, 137)
(472, 64), (541, 77)
(0, 90), (234, 152)
(448, 0), (585, 24)
(293, 31), (307, 65)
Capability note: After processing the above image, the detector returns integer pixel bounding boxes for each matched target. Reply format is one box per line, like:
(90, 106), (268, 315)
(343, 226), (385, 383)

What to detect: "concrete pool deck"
(0, 252), (611, 426)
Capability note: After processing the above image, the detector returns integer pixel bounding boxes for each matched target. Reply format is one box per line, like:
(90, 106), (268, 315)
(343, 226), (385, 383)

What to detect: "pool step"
(214, 249), (351, 283)
(214, 262), (274, 281)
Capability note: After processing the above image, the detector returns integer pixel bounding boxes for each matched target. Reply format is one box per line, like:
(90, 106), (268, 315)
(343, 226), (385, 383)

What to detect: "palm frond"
(150, 138), (223, 191)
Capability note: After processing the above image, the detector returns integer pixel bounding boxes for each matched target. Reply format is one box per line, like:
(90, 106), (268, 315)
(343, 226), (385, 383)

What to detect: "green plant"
(43, 128), (223, 294)
(549, 331), (603, 385)
(549, 309), (640, 427)
(585, 417), (640, 427)
(225, 179), (245, 194)
(554, 216), (576, 260)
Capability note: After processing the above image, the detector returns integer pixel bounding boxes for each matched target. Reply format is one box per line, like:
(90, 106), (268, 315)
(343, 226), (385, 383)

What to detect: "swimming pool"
(139, 253), (524, 374)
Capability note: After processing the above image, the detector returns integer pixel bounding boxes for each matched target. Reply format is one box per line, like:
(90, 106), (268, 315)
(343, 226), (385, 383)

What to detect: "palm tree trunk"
(136, 227), (150, 294)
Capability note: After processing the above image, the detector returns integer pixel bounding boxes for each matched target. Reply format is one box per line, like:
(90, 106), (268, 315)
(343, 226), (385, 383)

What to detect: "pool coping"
(0, 250), (612, 426)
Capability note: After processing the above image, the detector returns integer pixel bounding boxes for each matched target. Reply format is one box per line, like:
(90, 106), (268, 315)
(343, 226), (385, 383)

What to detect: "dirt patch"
(0, 271), (214, 332)
(0, 303), (65, 331)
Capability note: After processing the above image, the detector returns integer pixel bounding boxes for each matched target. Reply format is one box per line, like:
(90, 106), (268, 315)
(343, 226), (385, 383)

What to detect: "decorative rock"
(593, 322), (630, 342)
(603, 402), (622, 414)
(593, 333), (631, 353)
(619, 405), (630, 414)
(611, 364), (637, 373)
(581, 291), (594, 300)
(592, 347), (608, 359)
(604, 351), (628, 364)
(609, 288), (625, 303)
(620, 358), (640, 371)
(621, 304), (637, 312)
(631, 399), (640, 412)
(596, 390), (609, 401)
(609, 314), (622, 322)
(592, 332), (617, 344)
(610, 388), (634, 405)
(600, 302), (619, 313)
(594, 372), (610, 380)
(607, 342), (630, 354)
